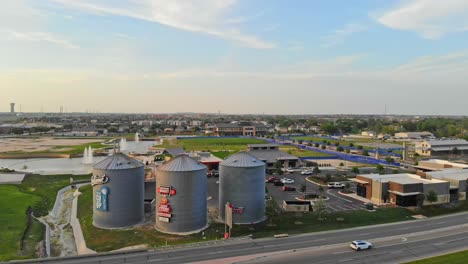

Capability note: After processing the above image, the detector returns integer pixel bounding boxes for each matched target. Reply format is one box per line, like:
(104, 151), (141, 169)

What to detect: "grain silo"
(92, 153), (145, 229)
(219, 152), (266, 224)
(155, 154), (207, 234)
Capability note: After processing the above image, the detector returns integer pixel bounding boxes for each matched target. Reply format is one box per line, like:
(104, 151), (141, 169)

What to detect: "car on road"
(328, 182), (345, 189)
(350, 240), (373, 251)
(301, 170), (313, 175)
(282, 186), (296, 191)
(266, 176), (279, 183)
(281, 178), (295, 184)
(273, 180), (284, 186)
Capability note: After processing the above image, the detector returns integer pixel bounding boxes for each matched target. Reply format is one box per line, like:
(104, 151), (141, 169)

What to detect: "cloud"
(377, 0), (468, 39)
(322, 23), (367, 47)
(2, 30), (78, 49)
(51, 0), (275, 49)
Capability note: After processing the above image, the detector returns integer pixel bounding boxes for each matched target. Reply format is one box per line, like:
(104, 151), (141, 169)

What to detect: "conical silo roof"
(93, 153), (144, 170)
(221, 152), (265, 168)
(157, 154), (206, 172)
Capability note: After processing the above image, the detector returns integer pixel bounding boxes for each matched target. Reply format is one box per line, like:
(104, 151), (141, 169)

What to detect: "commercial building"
(415, 159), (468, 172)
(247, 144), (300, 168)
(422, 170), (468, 201)
(394, 132), (435, 139)
(214, 122), (270, 136)
(353, 173), (450, 207)
(415, 139), (468, 157)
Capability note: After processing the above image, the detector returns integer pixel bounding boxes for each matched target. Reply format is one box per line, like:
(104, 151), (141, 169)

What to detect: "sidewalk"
(338, 191), (371, 204)
(71, 185), (96, 255)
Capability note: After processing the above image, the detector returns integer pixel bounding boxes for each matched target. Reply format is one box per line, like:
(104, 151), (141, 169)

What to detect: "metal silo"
(219, 152), (266, 224)
(92, 153), (145, 229)
(155, 154), (207, 234)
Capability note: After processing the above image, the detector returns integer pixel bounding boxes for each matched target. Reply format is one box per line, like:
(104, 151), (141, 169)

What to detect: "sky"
(1, 0), (468, 115)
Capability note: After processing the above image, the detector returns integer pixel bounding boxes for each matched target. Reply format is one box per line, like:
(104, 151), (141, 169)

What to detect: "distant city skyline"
(1, 0), (468, 115)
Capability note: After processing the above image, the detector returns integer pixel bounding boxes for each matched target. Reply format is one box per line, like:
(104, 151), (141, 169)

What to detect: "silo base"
(93, 217), (145, 230)
(217, 215), (267, 225)
(154, 223), (209, 236)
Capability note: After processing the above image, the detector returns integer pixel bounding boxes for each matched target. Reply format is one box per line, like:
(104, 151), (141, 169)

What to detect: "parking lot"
(265, 171), (367, 213)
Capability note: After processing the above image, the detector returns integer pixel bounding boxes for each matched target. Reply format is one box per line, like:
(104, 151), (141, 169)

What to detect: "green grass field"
(404, 250), (468, 264)
(279, 146), (333, 157)
(0, 174), (91, 261)
(0, 185), (42, 261)
(160, 138), (267, 152)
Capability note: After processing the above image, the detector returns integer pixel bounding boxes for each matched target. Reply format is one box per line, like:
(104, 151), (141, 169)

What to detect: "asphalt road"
(16, 212), (468, 264)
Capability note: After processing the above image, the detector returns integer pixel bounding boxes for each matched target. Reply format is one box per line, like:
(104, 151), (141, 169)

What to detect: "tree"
(349, 143), (354, 148)
(325, 174), (332, 182)
(339, 162), (344, 167)
(416, 193), (425, 208)
(426, 190), (438, 205)
(334, 142), (340, 147)
(299, 184), (307, 199)
(344, 182), (351, 192)
(337, 146), (344, 152)
(346, 149), (351, 153)
(363, 150), (369, 156)
(352, 167), (360, 174)
(357, 145), (363, 150)
(313, 166), (320, 174)
(313, 198), (327, 221)
(314, 143), (319, 148)
(376, 164), (385, 174)
(275, 161), (283, 175)
(321, 145), (326, 150)
(318, 185), (324, 194)
(385, 157), (395, 163)
(265, 200), (277, 225)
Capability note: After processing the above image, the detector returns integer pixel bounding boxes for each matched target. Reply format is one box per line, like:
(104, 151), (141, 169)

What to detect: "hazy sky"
(1, 0), (468, 115)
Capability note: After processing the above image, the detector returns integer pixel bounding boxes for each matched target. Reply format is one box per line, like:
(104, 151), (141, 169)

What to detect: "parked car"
(285, 168), (295, 173)
(301, 170), (313, 175)
(266, 176), (279, 183)
(282, 186), (296, 191)
(212, 170), (219, 177)
(281, 178), (295, 184)
(350, 240), (373, 251)
(206, 171), (212, 177)
(328, 182), (345, 189)
(273, 180), (284, 186)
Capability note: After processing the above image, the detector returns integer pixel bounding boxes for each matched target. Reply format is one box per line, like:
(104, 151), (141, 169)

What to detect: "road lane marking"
(332, 251), (350, 255)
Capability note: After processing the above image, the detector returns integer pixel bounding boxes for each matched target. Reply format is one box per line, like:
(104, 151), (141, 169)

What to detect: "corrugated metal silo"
(155, 154), (207, 234)
(92, 153), (145, 229)
(219, 152), (266, 224)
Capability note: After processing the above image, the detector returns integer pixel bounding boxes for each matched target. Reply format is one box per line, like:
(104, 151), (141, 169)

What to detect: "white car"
(301, 170), (313, 175)
(281, 178), (295, 184)
(328, 182), (345, 189)
(350, 240), (373, 251)
(285, 168), (295, 173)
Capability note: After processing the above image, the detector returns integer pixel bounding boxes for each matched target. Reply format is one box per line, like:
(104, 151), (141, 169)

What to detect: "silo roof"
(93, 153), (144, 170)
(157, 154), (206, 172)
(221, 152), (265, 168)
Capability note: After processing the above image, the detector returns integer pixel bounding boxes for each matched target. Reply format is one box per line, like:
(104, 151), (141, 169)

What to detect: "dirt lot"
(0, 138), (104, 153)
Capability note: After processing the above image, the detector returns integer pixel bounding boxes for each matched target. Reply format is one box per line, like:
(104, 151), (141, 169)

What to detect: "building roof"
(423, 139), (468, 146)
(157, 154), (206, 172)
(164, 148), (186, 156)
(94, 153), (144, 170)
(426, 170), (468, 181)
(248, 149), (299, 163)
(220, 152), (265, 168)
(215, 123), (241, 128)
(360, 173), (446, 184)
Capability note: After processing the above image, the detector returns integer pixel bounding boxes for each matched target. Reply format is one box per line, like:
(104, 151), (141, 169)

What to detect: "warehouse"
(415, 159), (468, 172)
(423, 169), (468, 202)
(415, 139), (468, 157)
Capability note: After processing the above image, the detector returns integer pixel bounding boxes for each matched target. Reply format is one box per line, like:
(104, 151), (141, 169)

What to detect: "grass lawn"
(159, 138), (267, 152)
(18, 174), (91, 217)
(0, 185), (42, 261)
(52, 142), (108, 155)
(77, 185), (226, 252)
(407, 201), (468, 218)
(404, 250), (468, 264)
(279, 146), (334, 157)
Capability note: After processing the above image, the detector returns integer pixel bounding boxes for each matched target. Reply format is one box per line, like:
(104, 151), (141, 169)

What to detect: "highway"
(12, 212), (468, 264)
